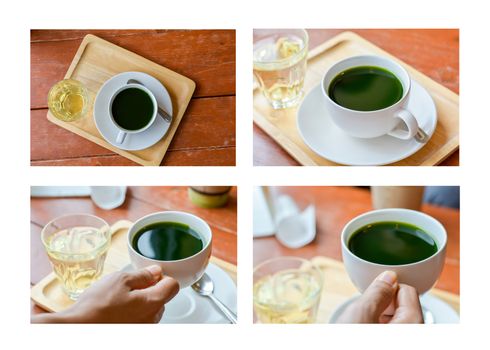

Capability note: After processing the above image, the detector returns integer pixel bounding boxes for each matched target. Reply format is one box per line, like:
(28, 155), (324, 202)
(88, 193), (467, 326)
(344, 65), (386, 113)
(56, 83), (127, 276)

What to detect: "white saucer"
(122, 263), (237, 324)
(94, 72), (173, 151)
(328, 293), (459, 324)
(297, 80), (437, 165)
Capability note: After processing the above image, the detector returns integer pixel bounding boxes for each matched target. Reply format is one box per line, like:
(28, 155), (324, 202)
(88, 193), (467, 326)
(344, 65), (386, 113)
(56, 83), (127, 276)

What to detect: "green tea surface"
(133, 222), (203, 261)
(111, 88), (154, 130)
(348, 221), (437, 265)
(328, 66), (403, 111)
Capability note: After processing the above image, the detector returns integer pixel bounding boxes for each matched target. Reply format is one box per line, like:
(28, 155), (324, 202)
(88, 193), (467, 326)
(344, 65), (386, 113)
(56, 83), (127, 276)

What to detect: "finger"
(134, 276), (180, 304)
(378, 299), (397, 323)
(378, 299), (396, 323)
(390, 284), (423, 324)
(396, 284), (421, 309)
(356, 271), (398, 322)
(122, 265), (162, 290)
(378, 314), (392, 324)
(154, 306), (165, 323)
(383, 300), (396, 316)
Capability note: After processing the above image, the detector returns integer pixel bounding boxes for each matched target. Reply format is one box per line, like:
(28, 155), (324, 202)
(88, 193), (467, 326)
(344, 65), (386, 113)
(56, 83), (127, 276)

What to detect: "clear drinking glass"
(253, 29), (309, 109)
(262, 186), (316, 248)
(41, 214), (111, 300)
(253, 256), (323, 323)
(47, 79), (89, 122)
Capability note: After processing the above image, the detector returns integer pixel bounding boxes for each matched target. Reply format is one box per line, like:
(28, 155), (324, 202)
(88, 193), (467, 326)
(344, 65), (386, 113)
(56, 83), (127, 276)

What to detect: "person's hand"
(32, 265), (179, 323)
(336, 271), (423, 324)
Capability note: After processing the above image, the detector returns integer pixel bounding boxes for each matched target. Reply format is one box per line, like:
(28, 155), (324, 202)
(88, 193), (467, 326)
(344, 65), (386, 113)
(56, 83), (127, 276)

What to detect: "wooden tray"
(47, 34), (196, 166)
(31, 220), (237, 313)
(311, 256), (459, 322)
(253, 31), (459, 166)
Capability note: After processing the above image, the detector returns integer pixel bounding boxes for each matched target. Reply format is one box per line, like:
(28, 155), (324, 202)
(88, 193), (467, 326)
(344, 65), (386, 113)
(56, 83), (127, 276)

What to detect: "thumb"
(358, 271), (398, 322)
(123, 265), (163, 290)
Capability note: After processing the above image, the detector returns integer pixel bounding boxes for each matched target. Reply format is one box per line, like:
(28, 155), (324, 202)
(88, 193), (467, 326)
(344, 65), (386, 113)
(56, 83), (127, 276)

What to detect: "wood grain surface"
(253, 186), (460, 295)
(31, 30), (236, 166)
(253, 29), (459, 166)
(31, 186), (237, 314)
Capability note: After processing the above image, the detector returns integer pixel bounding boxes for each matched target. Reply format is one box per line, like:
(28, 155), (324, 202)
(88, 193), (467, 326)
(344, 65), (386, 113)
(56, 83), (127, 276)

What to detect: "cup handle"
(116, 131), (127, 144)
(388, 109), (428, 143)
(110, 220), (132, 236)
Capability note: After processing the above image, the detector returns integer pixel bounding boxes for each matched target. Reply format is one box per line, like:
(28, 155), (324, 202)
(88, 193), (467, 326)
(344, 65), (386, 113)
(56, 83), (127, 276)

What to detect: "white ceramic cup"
(322, 55), (421, 141)
(109, 84), (157, 144)
(341, 208), (447, 294)
(127, 211), (212, 288)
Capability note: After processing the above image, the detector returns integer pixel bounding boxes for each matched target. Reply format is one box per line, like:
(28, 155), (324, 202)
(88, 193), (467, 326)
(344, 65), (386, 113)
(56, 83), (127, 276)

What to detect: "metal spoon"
(414, 127), (429, 143)
(126, 79), (172, 124)
(192, 273), (237, 324)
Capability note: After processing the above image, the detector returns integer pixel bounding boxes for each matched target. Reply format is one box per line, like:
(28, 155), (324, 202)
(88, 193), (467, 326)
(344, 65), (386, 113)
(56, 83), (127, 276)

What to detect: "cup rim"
(127, 211), (212, 263)
(341, 208), (447, 268)
(253, 28), (309, 66)
(41, 213), (110, 253)
(321, 55), (411, 114)
(109, 83), (157, 133)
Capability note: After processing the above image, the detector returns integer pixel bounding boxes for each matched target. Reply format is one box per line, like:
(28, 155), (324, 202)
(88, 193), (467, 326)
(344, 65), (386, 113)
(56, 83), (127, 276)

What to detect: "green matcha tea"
(348, 221), (437, 265)
(132, 222), (203, 261)
(111, 87), (154, 130)
(328, 66), (403, 111)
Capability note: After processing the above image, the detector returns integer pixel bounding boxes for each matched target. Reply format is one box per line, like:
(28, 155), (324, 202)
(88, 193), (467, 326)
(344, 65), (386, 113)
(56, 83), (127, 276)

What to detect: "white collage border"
(1, 0), (489, 349)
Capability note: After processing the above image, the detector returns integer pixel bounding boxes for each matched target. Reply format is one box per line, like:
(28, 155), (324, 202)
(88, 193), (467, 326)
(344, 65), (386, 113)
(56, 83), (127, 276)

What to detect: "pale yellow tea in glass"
(253, 257), (322, 323)
(253, 29), (308, 109)
(42, 214), (110, 300)
(47, 79), (89, 121)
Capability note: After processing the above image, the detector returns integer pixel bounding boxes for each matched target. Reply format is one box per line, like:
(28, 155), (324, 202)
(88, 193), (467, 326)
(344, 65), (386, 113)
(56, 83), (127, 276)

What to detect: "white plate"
(328, 293), (459, 324)
(123, 263), (237, 324)
(297, 80), (437, 165)
(94, 72), (173, 151)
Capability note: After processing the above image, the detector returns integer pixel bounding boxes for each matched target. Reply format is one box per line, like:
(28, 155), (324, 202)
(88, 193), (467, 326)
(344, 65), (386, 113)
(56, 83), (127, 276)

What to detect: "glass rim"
(47, 78), (88, 98)
(254, 256), (322, 277)
(41, 213), (111, 254)
(253, 28), (309, 66)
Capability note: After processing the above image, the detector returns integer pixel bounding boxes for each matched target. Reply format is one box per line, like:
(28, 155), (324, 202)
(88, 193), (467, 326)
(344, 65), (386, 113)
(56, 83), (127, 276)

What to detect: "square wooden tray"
(31, 220), (237, 313)
(47, 34), (196, 166)
(253, 31), (459, 166)
(311, 256), (459, 323)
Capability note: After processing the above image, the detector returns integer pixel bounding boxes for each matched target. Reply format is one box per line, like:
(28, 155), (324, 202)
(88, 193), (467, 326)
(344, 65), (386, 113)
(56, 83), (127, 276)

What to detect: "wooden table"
(31, 30), (236, 166)
(253, 29), (459, 166)
(31, 186), (237, 314)
(253, 187), (459, 295)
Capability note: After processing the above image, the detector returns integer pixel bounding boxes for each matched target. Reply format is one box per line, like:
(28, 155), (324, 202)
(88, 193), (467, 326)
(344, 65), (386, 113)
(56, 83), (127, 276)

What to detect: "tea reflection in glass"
(41, 214), (111, 300)
(253, 257), (322, 323)
(47, 79), (89, 122)
(253, 29), (308, 109)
